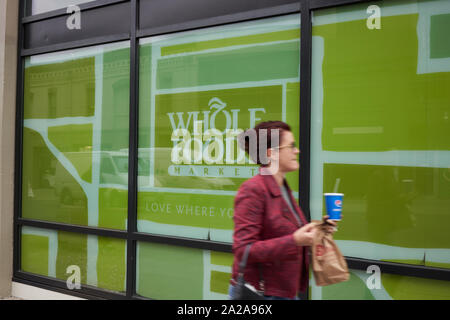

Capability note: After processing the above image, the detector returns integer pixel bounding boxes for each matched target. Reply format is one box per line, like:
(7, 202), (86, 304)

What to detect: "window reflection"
(30, 0), (97, 15)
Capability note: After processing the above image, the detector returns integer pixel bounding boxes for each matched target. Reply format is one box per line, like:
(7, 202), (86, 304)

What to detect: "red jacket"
(231, 173), (310, 298)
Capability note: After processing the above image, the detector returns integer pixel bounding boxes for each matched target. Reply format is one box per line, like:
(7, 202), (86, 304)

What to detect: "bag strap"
(237, 176), (267, 291)
(238, 244), (265, 292)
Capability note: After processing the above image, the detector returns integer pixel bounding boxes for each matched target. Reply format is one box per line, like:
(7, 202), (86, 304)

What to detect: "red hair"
(239, 121), (291, 166)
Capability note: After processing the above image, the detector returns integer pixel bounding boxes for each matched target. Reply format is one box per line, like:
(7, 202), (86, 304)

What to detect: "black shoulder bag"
(232, 244), (265, 300)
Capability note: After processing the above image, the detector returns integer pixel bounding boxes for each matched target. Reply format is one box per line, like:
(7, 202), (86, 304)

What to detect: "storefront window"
(310, 0), (450, 275)
(137, 14), (301, 242)
(22, 42), (130, 230)
(21, 226), (126, 293)
(313, 268), (450, 300)
(136, 242), (233, 299)
(15, 0), (449, 301)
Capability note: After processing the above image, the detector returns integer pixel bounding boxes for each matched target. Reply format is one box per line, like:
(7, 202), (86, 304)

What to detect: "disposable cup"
(324, 193), (343, 221)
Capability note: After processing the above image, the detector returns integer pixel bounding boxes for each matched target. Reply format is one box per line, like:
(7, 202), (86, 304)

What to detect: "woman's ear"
(267, 147), (272, 159)
(267, 147), (278, 163)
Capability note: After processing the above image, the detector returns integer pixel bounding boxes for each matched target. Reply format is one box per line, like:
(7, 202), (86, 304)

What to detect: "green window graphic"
(19, 2), (449, 300)
(137, 14), (301, 243)
(21, 226), (126, 293)
(317, 269), (450, 300)
(22, 42), (130, 229)
(21, 42), (130, 293)
(136, 242), (233, 300)
(310, 0), (450, 300)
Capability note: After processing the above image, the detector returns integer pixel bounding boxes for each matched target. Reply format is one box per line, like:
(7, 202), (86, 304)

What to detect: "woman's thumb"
(303, 223), (316, 232)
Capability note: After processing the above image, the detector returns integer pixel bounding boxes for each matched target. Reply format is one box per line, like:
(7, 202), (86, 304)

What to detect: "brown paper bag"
(311, 221), (350, 286)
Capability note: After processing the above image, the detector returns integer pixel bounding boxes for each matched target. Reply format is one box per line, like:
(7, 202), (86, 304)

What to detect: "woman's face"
(275, 130), (300, 173)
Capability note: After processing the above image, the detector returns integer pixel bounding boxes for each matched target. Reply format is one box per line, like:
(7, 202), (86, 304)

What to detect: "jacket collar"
(260, 170), (281, 197)
(258, 169), (308, 226)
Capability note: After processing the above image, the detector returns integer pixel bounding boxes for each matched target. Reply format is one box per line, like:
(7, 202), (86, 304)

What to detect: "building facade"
(0, 0), (448, 299)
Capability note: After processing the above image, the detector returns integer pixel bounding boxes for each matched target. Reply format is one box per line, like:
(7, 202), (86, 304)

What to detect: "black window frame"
(13, 0), (450, 300)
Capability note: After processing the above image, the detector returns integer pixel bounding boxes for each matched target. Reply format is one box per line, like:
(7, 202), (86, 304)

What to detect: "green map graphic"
(19, 4), (450, 299)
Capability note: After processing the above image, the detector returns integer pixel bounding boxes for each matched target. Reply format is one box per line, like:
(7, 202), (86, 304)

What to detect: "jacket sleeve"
(232, 180), (302, 264)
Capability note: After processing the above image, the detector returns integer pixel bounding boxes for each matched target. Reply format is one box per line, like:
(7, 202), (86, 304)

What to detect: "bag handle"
(238, 244), (264, 292)
(237, 177), (267, 292)
(238, 244), (252, 275)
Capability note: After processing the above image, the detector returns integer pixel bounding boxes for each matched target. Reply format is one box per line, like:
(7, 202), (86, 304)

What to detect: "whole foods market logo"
(167, 97), (278, 177)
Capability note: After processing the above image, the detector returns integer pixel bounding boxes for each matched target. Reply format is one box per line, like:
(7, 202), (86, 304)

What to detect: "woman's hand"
(322, 215), (342, 234)
(293, 223), (317, 246)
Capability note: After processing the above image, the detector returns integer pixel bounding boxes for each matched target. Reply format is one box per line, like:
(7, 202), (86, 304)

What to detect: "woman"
(229, 121), (337, 300)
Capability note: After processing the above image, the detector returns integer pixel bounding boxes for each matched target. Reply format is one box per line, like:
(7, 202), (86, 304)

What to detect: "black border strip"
(299, 0), (312, 301)
(299, 0), (312, 223)
(347, 257), (450, 282)
(18, 219), (128, 239)
(21, 33), (130, 57)
(133, 233), (232, 253)
(18, 218), (231, 253)
(13, 0), (26, 277)
(126, 0), (139, 299)
(136, 3), (300, 39)
(22, 0), (129, 24)
(132, 294), (151, 300)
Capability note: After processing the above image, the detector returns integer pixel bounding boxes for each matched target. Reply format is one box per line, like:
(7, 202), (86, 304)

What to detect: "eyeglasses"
(274, 142), (298, 151)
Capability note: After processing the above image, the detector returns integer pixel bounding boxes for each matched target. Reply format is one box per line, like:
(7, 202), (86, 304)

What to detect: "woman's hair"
(239, 121), (291, 166)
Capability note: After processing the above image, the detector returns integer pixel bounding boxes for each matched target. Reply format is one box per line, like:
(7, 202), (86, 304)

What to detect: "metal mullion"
(131, 232), (232, 253)
(21, 33), (130, 57)
(132, 294), (152, 300)
(14, 271), (127, 300)
(136, 3), (300, 39)
(13, 0), (26, 279)
(299, 0), (312, 301)
(24, 0), (31, 16)
(126, 0), (139, 300)
(299, 0), (312, 224)
(18, 218), (128, 239)
(22, 0), (129, 24)
(346, 257), (450, 282)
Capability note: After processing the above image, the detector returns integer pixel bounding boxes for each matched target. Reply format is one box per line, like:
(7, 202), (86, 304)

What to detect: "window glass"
(30, 0), (97, 15)
(310, 0), (450, 273)
(21, 226), (126, 293)
(136, 242), (233, 299)
(312, 268), (450, 300)
(22, 42), (130, 230)
(138, 14), (301, 242)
